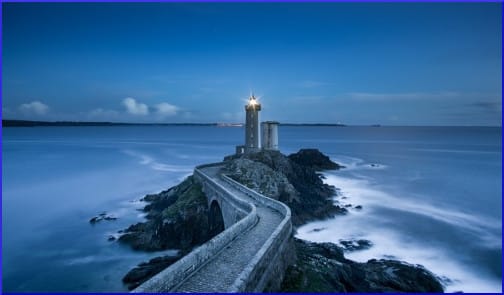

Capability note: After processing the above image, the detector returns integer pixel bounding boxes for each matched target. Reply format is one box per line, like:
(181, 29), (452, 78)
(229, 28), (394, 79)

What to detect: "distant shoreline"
(1, 119), (220, 127)
(2, 119), (500, 128)
(1, 119), (345, 127)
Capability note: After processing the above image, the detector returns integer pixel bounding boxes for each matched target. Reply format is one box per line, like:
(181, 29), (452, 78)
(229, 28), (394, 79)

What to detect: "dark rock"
(308, 227), (327, 233)
(280, 238), (444, 293)
(288, 148), (344, 171)
(118, 176), (217, 252)
(224, 149), (346, 226)
(334, 205), (349, 214)
(89, 212), (117, 224)
(339, 239), (373, 252)
(122, 253), (184, 290)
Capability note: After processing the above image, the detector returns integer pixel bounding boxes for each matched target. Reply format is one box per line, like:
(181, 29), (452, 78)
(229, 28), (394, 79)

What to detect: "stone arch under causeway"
(208, 199), (225, 237)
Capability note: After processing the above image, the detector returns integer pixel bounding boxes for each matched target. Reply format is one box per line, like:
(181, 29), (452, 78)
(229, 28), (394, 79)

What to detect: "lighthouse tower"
(244, 94), (261, 153)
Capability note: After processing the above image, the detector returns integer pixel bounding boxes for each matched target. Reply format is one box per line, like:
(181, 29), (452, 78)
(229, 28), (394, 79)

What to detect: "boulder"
(122, 254), (183, 290)
(339, 239), (373, 252)
(288, 149), (344, 171)
(89, 212), (117, 224)
(280, 238), (444, 293)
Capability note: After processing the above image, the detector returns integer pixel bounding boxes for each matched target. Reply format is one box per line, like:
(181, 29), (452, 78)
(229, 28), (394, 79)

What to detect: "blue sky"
(2, 2), (502, 125)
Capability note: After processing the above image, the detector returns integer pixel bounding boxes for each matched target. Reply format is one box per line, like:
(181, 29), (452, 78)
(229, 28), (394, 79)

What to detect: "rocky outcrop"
(224, 149), (347, 226)
(118, 149), (443, 293)
(280, 238), (444, 293)
(225, 158), (299, 203)
(89, 212), (117, 224)
(118, 176), (220, 289)
(122, 253), (185, 290)
(118, 176), (215, 251)
(288, 148), (344, 170)
(339, 239), (373, 252)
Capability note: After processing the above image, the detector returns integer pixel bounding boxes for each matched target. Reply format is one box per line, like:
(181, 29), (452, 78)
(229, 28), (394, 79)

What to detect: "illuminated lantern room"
(244, 94), (261, 152)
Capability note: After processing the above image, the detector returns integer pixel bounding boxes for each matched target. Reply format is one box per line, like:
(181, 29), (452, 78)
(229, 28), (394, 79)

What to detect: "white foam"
(330, 155), (364, 170)
(298, 216), (501, 292)
(331, 155), (388, 171)
(122, 149), (192, 173)
(297, 172), (502, 293)
(324, 174), (500, 239)
(151, 163), (192, 173)
(64, 255), (103, 265)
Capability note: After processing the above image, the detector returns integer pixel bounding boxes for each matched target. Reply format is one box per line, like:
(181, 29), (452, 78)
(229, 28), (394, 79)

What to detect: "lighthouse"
(244, 94), (261, 153)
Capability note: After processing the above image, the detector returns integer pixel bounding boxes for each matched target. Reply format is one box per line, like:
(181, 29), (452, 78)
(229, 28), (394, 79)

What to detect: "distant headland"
(2, 119), (347, 127)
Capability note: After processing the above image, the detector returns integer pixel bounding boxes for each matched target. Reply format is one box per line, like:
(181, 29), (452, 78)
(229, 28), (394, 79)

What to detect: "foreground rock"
(118, 149), (443, 293)
(122, 253), (184, 290)
(89, 212), (117, 224)
(224, 149), (346, 226)
(280, 238), (444, 293)
(118, 176), (214, 251)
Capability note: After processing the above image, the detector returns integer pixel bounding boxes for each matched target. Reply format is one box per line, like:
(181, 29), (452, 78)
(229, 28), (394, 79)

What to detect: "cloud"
(122, 97), (149, 115)
(155, 102), (179, 117)
(347, 91), (459, 100)
(88, 99), (180, 122)
(19, 101), (49, 115)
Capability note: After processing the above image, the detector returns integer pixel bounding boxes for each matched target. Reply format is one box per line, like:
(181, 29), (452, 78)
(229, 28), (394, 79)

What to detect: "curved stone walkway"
(172, 166), (283, 292)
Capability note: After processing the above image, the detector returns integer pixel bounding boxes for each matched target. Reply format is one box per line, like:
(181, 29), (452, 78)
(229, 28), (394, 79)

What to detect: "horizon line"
(1, 119), (501, 128)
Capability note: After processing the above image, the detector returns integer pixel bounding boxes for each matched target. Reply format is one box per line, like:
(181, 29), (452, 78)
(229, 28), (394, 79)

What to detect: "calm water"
(2, 126), (502, 292)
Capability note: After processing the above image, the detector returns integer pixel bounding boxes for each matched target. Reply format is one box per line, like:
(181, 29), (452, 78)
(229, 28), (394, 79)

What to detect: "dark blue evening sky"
(2, 2), (502, 125)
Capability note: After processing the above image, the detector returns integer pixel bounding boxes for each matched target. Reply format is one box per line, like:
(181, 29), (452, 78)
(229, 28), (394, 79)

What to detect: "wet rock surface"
(339, 239), (373, 252)
(288, 148), (345, 170)
(122, 253), (185, 290)
(280, 238), (444, 293)
(89, 212), (117, 224)
(224, 149), (347, 226)
(118, 176), (214, 252)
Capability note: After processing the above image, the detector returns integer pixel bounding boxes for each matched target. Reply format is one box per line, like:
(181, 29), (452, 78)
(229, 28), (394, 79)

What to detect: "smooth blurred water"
(2, 126), (502, 292)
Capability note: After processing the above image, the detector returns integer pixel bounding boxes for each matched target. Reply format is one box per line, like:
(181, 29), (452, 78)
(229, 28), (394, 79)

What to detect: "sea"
(1, 126), (502, 292)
